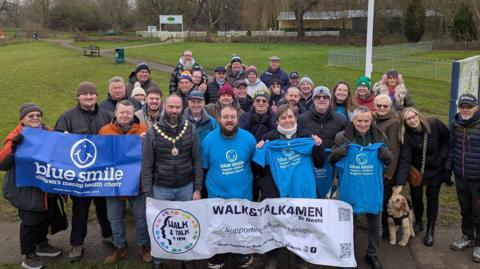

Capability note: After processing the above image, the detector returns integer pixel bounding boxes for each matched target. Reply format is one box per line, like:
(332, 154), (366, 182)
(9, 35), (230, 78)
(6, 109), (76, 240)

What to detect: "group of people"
(1, 50), (480, 269)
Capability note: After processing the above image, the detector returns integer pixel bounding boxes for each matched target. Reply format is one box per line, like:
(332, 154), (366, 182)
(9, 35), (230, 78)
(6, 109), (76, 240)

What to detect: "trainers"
(68, 245), (84, 262)
(36, 241), (62, 257)
(207, 262), (225, 269)
(139, 245), (152, 263)
(21, 253), (44, 269)
(451, 234), (474, 250)
(474, 247), (480, 262)
(237, 255), (254, 268)
(104, 247), (127, 264)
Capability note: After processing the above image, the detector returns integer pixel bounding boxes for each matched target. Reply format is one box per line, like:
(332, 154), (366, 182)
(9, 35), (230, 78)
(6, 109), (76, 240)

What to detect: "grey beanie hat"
(299, 76), (314, 86)
(19, 103), (43, 120)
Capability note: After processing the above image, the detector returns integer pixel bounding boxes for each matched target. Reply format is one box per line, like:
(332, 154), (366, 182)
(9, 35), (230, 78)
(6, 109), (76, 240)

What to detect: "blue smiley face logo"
(70, 139), (97, 168)
(225, 150), (238, 163)
(355, 154), (368, 165)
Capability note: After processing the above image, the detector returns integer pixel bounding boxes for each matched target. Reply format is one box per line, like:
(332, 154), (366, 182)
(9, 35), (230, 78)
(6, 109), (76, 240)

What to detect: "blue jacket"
(446, 111), (480, 182)
(260, 67), (289, 89)
(183, 108), (219, 142)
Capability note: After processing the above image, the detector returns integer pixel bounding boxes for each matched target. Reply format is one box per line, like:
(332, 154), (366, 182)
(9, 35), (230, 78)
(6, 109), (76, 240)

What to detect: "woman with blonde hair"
(396, 107), (450, 246)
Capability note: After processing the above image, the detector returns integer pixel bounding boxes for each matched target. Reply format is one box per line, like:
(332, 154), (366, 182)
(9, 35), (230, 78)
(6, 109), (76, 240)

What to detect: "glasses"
(314, 95), (329, 100)
(26, 113), (42, 119)
(255, 99), (268, 104)
(376, 104), (389, 109)
(405, 114), (418, 122)
(458, 105), (474, 110)
(221, 115), (237, 120)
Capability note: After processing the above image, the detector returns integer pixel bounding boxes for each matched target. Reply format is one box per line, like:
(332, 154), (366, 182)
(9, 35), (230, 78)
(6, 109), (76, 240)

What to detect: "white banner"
(146, 198), (356, 267)
(159, 15), (183, 24)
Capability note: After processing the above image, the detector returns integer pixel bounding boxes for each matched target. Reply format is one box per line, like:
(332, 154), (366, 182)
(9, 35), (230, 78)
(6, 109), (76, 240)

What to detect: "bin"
(115, 48), (125, 64)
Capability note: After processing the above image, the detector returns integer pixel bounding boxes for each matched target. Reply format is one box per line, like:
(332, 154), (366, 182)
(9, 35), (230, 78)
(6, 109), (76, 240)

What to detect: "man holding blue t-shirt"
(202, 105), (256, 269)
(330, 106), (393, 269)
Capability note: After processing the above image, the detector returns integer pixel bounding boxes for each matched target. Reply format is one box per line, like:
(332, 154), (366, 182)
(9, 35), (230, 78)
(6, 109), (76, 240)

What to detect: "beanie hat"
(131, 82), (146, 97)
(214, 66), (226, 73)
(231, 55), (242, 64)
(19, 103), (43, 120)
(355, 76), (372, 91)
(289, 71), (300, 79)
(312, 86), (331, 99)
(246, 65), (257, 75)
(253, 88), (270, 101)
(299, 76), (314, 86)
(76, 81), (98, 96)
(218, 83), (234, 98)
(179, 74), (193, 83)
(135, 63), (150, 74)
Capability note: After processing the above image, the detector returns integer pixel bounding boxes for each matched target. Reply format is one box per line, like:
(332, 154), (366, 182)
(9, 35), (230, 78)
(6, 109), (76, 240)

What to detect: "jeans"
(354, 213), (382, 257)
(455, 177), (480, 246)
(18, 209), (49, 255)
(70, 196), (112, 246)
(152, 182), (193, 265)
(106, 194), (149, 248)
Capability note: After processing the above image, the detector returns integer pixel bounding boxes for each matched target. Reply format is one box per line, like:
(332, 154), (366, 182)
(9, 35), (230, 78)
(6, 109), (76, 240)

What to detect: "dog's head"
(387, 193), (409, 217)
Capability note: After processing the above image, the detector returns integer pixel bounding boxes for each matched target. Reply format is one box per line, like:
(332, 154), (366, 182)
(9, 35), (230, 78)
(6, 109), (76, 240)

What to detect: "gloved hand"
(11, 134), (24, 151)
(336, 143), (348, 158)
(378, 146), (392, 165)
(443, 170), (454, 187)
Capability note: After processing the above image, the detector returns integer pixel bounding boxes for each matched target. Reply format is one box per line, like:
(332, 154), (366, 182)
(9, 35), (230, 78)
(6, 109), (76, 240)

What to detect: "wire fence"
(328, 41), (452, 81)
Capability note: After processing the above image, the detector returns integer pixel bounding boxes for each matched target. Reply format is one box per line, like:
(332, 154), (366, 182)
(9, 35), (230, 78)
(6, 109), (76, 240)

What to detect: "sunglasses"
(376, 104), (389, 109)
(26, 113), (42, 120)
(458, 105), (474, 110)
(314, 95), (329, 100)
(255, 99), (268, 104)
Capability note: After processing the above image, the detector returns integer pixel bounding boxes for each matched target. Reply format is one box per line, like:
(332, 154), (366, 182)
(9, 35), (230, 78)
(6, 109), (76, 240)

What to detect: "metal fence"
(328, 41), (452, 81)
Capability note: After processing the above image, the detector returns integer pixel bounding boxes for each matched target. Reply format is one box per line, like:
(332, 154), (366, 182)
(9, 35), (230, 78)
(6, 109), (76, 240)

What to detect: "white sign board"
(160, 15), (183, 24)
(147, 26), (157, 33)
(146, 198), (356, 268)
(449, 55), (480, 122)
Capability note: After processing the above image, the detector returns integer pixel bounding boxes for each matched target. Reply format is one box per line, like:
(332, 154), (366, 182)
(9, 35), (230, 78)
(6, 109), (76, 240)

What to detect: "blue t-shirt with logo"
(253, 137), (316, 198)
(201, 128), (256, 200)
(335, 143), (384, 214)
(314, 148), (334, 198)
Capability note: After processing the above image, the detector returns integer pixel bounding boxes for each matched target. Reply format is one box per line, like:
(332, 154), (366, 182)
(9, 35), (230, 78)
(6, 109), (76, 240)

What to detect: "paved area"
(0, 220), (478, 268)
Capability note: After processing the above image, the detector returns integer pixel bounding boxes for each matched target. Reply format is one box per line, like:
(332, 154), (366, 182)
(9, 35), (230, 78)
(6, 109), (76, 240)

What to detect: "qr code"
(338, 207), (351, 221)
(340, 243), (352, 259)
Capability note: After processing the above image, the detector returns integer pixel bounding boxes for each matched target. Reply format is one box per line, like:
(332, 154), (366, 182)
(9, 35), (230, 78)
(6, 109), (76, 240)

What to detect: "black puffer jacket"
(397, 117), (450, 186)
(55, 104), (112, 134)
(205, 80), (229, 104)
(297, 106), (347, 148)
(446, 111), (480, 182)
(238, 109), (277, 142)
(126, 72), (158, 97)
(168, 59), (207, 94)
(99, 94), (142, 114)
(141, 118), (203, 193)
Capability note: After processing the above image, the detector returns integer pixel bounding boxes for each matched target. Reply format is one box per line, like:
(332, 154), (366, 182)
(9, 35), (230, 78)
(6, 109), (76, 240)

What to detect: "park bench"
(83, 45), (100, 57)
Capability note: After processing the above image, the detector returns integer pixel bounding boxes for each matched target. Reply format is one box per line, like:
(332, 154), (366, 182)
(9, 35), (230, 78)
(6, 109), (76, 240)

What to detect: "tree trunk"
(295, 10), (305, 37)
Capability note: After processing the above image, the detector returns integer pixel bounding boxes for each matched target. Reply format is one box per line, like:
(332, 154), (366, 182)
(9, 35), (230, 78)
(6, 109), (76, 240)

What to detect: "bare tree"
(288, 0), (320, 37)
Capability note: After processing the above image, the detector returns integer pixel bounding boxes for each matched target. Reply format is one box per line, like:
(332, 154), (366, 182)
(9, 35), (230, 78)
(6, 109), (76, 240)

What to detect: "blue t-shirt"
(253, 137), (316, 198)
(314, 148), (334, 198)
(202, 128), (256, 200)
(335, 104), (349, 121)
(335, 143), (384, 214)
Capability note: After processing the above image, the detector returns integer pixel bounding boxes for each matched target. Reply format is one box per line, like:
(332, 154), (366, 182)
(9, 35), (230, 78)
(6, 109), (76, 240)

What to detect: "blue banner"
(15, 128), (142, 197)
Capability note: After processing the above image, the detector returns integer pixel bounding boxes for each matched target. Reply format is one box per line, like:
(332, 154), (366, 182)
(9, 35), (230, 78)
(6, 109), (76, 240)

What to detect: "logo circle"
(356, 154), (368, 165)
(282, 148), (295, 157)
(153, 209), (200, 254)
(225, 150), (238, 162)
(70, 139), (97, 169)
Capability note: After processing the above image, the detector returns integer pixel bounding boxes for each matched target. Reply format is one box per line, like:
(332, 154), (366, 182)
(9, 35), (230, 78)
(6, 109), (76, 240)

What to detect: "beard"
(165, 111), (181, 126)
(220, 124), (238, 137)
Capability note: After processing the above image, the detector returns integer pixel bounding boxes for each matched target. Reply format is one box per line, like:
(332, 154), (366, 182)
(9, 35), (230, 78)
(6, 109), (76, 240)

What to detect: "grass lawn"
(75, 40), (166, 50)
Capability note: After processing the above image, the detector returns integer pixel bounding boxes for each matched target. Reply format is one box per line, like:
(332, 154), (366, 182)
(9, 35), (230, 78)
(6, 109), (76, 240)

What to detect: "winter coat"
(1, 124), (50, 211)
(238, 110), (277, 142)
(354, 94), (375, 111)
(245, 78), (267, 97)
(238, 96), (253, 112)
(99, 94), (142, 114)
(182, 108), (219, 142)
(297, 106), (348, 148)
(397, 117), (450, 186)
(55, 104), (112, 134)
(169, 57), (207, 94)
(126, 72), (158, 98)
(446, 111), (480, 182)
(374, 111), (401, 180)
(135, 105), (162, 129)
(373, 81), (414, 112)
(299, 94), (314, 112)
(329, 122), (393, 166)
(205, 80), (230, 105)
(225, 63), (248, 85)
(205, 100), (244, 120)
(141, 117), (203, 194)
(260, 67), (289, 89)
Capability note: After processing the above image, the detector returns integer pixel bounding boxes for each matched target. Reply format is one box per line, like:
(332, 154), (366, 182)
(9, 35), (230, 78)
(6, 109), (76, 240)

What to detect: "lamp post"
(365, 0), (374, 78)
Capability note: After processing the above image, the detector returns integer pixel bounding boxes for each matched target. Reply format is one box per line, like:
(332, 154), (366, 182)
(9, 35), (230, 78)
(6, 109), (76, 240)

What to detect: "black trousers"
(382, 182), (395, 230)
(209, 253), (251, 266)
(410, 183), (442, 223)
(19, 209), (49, 255)
(69, 196), (112, 246)
(455, 178), (480, 246)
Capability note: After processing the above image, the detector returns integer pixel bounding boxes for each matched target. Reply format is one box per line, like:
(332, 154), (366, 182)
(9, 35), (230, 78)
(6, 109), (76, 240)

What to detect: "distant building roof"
(278, 9), (442, 21)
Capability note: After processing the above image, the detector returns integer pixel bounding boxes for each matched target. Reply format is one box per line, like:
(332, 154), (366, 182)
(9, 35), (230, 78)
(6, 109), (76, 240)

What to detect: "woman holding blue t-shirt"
(256, 104), (325, 269)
